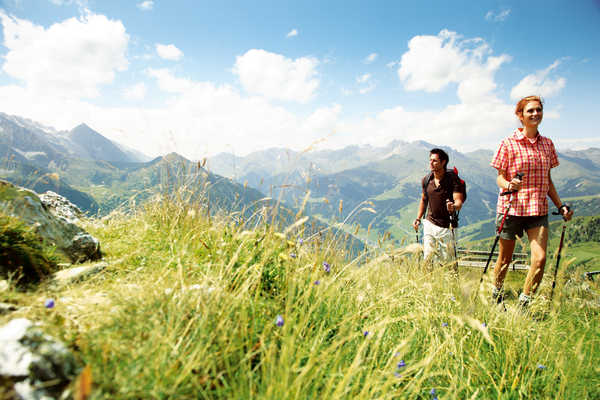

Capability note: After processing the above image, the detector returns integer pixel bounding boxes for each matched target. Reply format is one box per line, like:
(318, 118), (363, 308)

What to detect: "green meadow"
(1, 196), (599, 399)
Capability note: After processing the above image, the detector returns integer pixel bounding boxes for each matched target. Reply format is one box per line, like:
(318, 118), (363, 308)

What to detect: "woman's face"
(519, 100), (543, 128)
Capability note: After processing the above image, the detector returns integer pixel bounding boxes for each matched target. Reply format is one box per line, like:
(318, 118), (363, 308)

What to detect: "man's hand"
(446, 199), (455, 213)
(413, 218), (421, 232)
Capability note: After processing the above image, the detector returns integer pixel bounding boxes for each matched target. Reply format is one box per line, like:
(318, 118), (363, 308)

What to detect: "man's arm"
(449, 192), (463, 212)
(413, 193), (428, 231)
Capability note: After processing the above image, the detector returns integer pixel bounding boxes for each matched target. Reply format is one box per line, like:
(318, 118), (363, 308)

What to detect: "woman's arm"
(548, 171), (574, 220)
(547, 171), (561, 208)
(496, 169), (522, 191)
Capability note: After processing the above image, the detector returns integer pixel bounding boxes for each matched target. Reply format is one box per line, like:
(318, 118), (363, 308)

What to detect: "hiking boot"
(492, 287), (504, 304)
(518, 293), (531, 309)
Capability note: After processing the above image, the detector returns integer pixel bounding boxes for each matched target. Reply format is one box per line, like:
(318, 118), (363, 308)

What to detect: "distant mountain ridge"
(0, 114), (274, 222)
(207, 141), (600, 243)
(2, 112), (599, 245)
(0, 113), (148, 165)
(66, 123), (135, 163)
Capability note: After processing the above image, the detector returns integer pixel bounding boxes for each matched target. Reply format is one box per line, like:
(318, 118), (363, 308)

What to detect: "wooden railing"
(456, 248), (529, 271)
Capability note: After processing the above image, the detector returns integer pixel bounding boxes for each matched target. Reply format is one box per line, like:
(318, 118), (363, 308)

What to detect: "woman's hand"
(561, 205), (574, 221)
(507, 176), (522, 192)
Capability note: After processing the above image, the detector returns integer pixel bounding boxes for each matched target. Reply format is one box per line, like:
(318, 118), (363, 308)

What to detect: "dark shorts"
(496, 214), (548, 240)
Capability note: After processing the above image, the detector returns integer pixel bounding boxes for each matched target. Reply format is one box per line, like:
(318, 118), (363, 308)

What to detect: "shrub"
(0, 212), (58, 283)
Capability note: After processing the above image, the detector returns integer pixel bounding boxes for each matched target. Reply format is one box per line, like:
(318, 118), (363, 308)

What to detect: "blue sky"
(0, 0), (598, 159)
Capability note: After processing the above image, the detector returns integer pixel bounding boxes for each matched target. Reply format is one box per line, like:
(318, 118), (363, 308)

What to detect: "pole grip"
(500, 172), (524, 196)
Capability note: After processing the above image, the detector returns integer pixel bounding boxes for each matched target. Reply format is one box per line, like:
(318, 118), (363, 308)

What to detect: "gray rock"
(70, 233), (101, 264)
(0, 318), (80, 400)
(0, 180), (102, 265)
(0, 302), (18, 315)
(51, 261), (108, 288)
(39, 190), (84, 224)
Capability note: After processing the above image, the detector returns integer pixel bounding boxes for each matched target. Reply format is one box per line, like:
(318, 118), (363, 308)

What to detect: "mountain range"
(206, 139), (600, 243)
(1, 112), (599, 245)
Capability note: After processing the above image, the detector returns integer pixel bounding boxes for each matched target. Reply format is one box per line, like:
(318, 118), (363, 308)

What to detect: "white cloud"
(336, 100), (515, 151)
(0, 11), (128, 98)
(510, 60), (566, 100)
(233, 49), (319, 103)
(137, 1), (154, 11)
(0, 15), (569, 159)
(146, 68), (193, 92)
(398, 29), (511, 103)
(364, 53), (377, 64)
(156, 43), (183, 61)
(286, 29), (298, 38)
(356, 73), (371, 84)
(485, 9), (511, 22)
(356, 73), (375, 94)
(123, 82), (146, 100)
(0, 63), (338, 158)
(358, 84), (375, 95)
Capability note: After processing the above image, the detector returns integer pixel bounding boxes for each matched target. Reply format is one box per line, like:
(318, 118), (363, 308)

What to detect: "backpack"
(421, 166), (467, 227)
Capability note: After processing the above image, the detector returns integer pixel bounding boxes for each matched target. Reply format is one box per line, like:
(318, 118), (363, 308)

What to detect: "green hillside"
(1, 194), (598, 398)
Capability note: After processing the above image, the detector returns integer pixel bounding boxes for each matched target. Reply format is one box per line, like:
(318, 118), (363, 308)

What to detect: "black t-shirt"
(424, 172), (461, 228)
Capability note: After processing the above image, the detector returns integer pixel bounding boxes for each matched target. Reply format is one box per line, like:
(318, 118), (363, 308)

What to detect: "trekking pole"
(448, 208), (459, 272)
(550, 205), (570, 300)
(479, 172), (524, 285)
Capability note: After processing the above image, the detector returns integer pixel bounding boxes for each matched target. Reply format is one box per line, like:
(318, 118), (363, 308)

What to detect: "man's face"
(429, 153), (445, 172)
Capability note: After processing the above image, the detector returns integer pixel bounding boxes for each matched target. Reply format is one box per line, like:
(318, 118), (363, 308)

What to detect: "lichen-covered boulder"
(0, 318), (80, 399)
(39, 190), (84, 224)
(0, 180), (101, 265)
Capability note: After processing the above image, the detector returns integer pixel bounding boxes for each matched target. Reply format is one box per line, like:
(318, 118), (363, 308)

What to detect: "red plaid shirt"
(491, 128), (559, 216)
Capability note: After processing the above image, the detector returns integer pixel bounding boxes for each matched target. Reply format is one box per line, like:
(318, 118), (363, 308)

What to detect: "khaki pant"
(423, 219), (455, 264)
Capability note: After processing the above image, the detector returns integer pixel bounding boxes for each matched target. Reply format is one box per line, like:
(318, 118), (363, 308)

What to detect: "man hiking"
(413, 148), (464, 266)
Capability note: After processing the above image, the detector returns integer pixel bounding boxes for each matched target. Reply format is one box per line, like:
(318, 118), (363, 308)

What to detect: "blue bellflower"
(276, 315), (284, 327)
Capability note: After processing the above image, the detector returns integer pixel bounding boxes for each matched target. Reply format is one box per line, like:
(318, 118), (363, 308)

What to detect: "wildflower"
(482, 322), (487, 328)
(430, 388), (438, 399)
(298, 238), (304, 245)
(394, 371), (402, 378)
(442, 322), (448, 327)
(290, 252), (297, 259)
(44, 299), (55, 309)
(537, 364), (546, 370)
(451, 296), (456, 301)
(322, 261), (331, 273)
(397, 360), (406, 368)
(314, 280), (320, 285)
(275, 315), (284, 327)
(363, 331), (369, 337)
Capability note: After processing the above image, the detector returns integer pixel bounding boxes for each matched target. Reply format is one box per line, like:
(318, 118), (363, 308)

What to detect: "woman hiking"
(490, 95), (573, 308)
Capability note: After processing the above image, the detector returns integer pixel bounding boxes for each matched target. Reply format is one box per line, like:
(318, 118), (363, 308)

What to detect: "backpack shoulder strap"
(422, 172), (434, 193)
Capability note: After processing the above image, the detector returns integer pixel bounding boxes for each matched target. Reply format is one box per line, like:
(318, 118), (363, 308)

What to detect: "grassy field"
(1, 196), (599, 399)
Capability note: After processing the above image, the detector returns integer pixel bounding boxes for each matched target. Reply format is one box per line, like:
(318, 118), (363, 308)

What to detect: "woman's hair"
(515, 95), (544, 118)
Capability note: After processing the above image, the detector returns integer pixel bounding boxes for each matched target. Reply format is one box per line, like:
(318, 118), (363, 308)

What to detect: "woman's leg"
(523, 225), (549, 295)
(494, 238), (516, 289)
